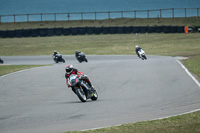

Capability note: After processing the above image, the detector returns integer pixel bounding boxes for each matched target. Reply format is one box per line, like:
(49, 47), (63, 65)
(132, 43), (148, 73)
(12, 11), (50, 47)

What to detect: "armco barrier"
(0, 26), (188, 38)
(15, 29), (24, 37)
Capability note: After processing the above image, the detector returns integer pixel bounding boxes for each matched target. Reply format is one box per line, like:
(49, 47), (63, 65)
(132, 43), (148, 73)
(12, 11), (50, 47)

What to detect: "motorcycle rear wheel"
(76, 88), (87, 102)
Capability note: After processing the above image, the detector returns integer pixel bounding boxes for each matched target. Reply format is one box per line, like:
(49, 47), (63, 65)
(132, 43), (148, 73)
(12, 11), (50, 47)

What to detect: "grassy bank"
(0, 33), (200, 56)
(0, 17), (200, 30)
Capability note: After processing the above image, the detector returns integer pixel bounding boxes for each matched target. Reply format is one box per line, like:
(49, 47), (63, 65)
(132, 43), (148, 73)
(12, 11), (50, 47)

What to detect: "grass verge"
(182, 55), (200, 81)
(0, 65), (46, 76)
(66, 111), (200, 133)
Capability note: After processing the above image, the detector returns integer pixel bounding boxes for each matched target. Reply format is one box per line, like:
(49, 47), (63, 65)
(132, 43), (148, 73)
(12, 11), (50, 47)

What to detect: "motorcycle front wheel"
(62, 58), (65, 63)
(91, 90), (98, 101)
(84, 58), (88, 63)
(76, 88), (87, 102)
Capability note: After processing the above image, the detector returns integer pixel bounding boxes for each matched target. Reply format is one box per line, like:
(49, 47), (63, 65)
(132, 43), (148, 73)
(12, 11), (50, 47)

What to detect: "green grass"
(65, 111), (200, 133)
(0, 65), (46, 76)
(0, 33), (200, 56)
(183, 56), (200, 78)
(0, 17), (200, 30)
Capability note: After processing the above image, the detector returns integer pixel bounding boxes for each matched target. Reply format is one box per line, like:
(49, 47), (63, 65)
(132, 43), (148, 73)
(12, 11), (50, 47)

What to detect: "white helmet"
(135, 45), (139, 48)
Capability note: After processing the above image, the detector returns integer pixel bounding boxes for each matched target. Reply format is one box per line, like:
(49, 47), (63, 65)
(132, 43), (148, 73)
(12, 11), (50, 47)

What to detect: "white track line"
(176, 59), (200, 88)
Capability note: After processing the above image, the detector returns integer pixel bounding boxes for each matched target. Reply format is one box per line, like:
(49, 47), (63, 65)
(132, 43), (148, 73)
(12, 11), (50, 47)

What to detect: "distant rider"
(75, 51), (81, 58)
(135, 45), (142, 58)
(52, 50), (59, 59)
(65, 64), (94, 94)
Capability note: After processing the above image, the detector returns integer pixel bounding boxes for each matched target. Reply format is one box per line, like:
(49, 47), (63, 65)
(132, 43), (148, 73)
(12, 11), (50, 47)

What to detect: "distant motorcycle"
(0, 58), (4, 64)
(138, 49), (147, 60)
(53, 54), (65, 63)
(68, 74), (98, 102)
(75, 51), (88, 63)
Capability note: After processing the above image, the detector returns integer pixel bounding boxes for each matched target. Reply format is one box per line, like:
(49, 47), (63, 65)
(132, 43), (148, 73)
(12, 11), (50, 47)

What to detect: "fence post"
(108, 11), (110, 19)
(54, 13), (56, 22)
(198, 8), (199, 17)
(0, 16), (1, 24)
(95, 12), (96, 20)
(41, 13), (43, 23)
(185, 8), (187, 18)
(67, 13), (70, 21)
(134, 11), (136, 19)
(81, 12), (83, 20)
(121, 11), (123, 18)
(160, 9), (162, 18)
(172, 8), (174, 18)
(27, 14), (29, 23)
(147, 10), (149, 19)
(14, 14), (15, 23)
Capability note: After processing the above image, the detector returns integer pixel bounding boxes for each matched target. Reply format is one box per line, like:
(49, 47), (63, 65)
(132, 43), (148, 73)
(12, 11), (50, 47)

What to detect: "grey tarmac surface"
(0, 55), (200, 133)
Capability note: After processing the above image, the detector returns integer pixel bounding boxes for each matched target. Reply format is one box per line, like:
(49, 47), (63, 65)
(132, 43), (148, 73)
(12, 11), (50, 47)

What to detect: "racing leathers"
(65, 68), (93, 94)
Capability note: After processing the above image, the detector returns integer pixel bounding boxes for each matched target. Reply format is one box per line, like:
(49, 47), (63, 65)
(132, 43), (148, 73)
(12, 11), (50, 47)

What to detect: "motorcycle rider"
(135, 45), (142, 58)
(52, 50), (59, 59)
(65, 64), (94, 93)
(75, 51), (81, 58)
(0, 57), (3, 64)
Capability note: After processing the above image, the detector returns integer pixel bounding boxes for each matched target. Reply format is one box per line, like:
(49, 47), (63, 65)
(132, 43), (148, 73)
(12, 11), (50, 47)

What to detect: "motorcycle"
(69, 74), (98, 102)
(0, 58), (4, 64)
(138, 49), (147, 60)
(75, 51), (88, 63)
(53, 54), (65, 63)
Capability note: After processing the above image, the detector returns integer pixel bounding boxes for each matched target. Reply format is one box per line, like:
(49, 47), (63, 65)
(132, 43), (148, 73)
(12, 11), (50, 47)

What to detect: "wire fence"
(0, 8), (199, 23)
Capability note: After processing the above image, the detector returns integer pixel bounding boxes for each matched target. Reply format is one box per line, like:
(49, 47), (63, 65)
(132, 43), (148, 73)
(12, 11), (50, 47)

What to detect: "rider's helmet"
(65, 65), (73, 74)
(135, 45), (139, 49)
(54, 50), (58, 54)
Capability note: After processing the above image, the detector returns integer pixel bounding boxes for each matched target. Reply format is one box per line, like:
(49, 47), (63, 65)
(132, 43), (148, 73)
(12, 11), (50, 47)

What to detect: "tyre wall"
(0, 26), (188, 38)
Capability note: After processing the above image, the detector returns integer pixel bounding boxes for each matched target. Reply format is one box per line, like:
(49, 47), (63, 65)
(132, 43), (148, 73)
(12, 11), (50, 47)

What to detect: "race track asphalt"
(0, 55), (200, 133)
